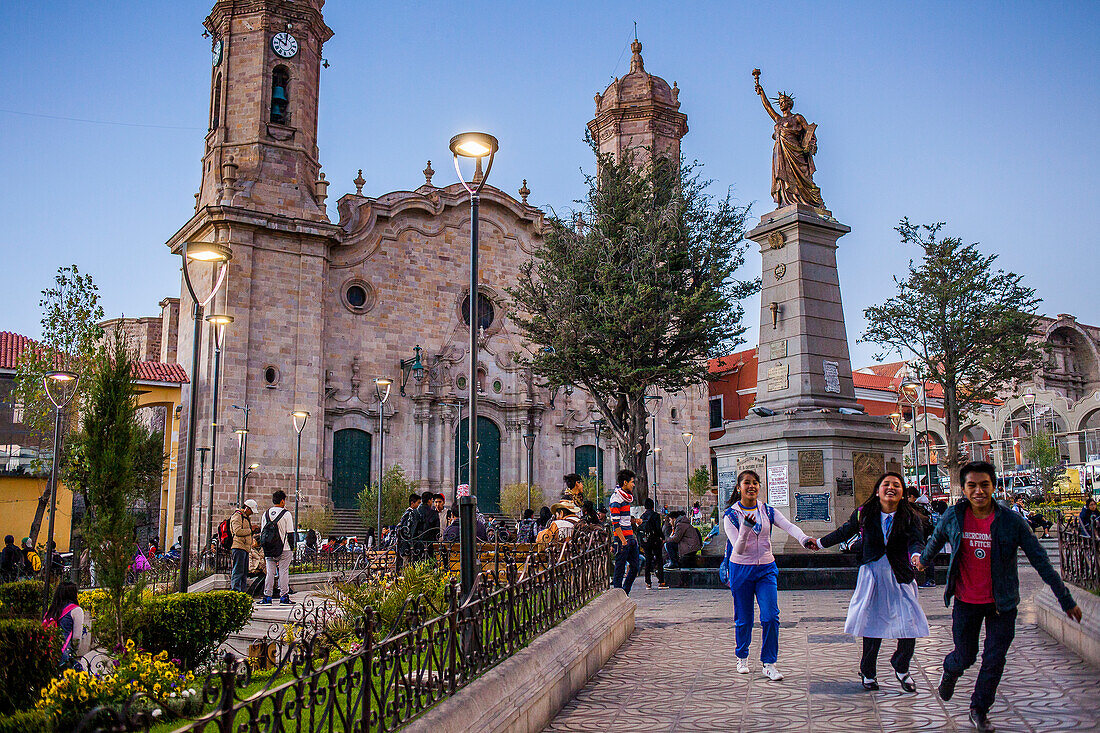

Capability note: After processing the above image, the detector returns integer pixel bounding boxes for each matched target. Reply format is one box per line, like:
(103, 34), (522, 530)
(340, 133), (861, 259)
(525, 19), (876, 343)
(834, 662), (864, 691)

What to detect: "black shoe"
(861, 674), (879, 691)
(937, 670), (958, 701)
(969, 708), (995, 732)
(895, 671), (916, 693)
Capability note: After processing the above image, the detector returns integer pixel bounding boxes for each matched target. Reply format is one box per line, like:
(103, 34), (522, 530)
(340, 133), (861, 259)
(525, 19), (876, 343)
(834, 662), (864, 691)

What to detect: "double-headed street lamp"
(450, 130), (498, 599)
(41, 370), (78, 613)
(523, 432), (536, 510)
(900, 378), (923, 495)
(681, 431), (694, 509)
(204, 313), (232, 550)
(291, 411), (310, 534)
(644, 391), (661, 499)
(178, 240), (231, 592)
(234, 425), (249, 505)
(374, 378), (392, 536)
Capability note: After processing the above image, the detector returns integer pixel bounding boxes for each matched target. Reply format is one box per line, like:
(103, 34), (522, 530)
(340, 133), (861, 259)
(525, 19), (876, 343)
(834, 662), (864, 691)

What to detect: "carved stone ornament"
(774, 263), (787, 280)
(768, 230), (786, 249)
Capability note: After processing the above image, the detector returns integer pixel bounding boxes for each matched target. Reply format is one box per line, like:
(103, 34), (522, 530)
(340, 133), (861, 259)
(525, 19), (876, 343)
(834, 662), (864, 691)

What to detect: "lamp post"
(203, 314), (232, 550)
(234, 427), (248, 506)
(644, 391), (661, 501)
(243, 463), (259, 494)
(195, 446), (210, 551)
(450, 130), (498, 600)
(399, 345), (426, 396)
(681, 431), (693, 510)
(292, 411), (310, 534)
(41, 370), (78, 614)
(523, 432), (535, 510)
(178, 239), (231, 592)
(900, 378), (923, 496)
(374, 378), (392, 536)
(592, 418), (605, 495)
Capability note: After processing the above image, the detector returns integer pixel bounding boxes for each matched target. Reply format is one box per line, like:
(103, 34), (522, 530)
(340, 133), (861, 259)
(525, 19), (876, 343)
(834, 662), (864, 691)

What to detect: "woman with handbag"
(819, 472), (929, 692)
(721, 470), (819, 681)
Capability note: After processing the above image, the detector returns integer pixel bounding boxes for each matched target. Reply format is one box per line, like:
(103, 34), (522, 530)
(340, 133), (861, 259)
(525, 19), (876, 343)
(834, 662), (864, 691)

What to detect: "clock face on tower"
(212, 39), (223, 66)
(271, 32), (299, 58)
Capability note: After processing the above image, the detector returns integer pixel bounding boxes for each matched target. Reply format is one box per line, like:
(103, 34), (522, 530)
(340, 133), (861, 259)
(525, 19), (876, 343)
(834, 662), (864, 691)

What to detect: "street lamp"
(291, 411), (310, 534)
(374, 378), (392, 537)
(243, 463), (259, 494)
(682, 431), (694, 510)
(234, 427), (249, 506)
(450, 130), (498, 600)
(523, 432), (536, 510)
(41, 370), (78, 614)
(645, 391), (661, 498)
(900, 378), (923, 495)
(178, 238), (231, 592)
(398, 345), (426, 396)
(591, 417), (605, 494)
(204, 313), (232, 551)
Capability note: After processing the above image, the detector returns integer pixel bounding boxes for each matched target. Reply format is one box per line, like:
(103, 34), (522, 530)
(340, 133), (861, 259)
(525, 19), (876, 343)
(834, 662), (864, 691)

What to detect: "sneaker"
(861, 675), (879, 691)
(657, 583), (669, 589)
(663, 563), (675, 570)
(969, 708), (995, 732)
(257, 596), (272, 605)
(937, 670), (957, 701)
(895, 671), (916, 693)
(646, 583), (653, 590)
(736, 658), (750, 674)
(920, 580), (937, 588)
(279, 594), (292, 605)
(761, 663), (783, 681)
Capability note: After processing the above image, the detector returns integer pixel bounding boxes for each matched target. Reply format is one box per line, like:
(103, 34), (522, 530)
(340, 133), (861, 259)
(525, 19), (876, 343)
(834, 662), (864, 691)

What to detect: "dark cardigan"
(820, 502), (925, 585)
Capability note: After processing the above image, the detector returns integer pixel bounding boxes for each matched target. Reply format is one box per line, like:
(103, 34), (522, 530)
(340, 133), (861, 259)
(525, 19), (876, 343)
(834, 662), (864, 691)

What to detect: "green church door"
(332, 428), (371, 510)
(456, 417), (501, 513)
(574, 444), (604, 492)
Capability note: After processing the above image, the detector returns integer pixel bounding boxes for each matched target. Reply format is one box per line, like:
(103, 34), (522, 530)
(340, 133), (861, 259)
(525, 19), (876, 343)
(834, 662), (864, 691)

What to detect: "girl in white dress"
(819, 472), (929, 691)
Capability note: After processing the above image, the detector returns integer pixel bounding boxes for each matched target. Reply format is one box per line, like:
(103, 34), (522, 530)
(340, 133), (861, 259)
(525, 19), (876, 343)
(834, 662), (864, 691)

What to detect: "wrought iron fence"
(1058, 514), (1100, 592)
(74, 535), (609, 732)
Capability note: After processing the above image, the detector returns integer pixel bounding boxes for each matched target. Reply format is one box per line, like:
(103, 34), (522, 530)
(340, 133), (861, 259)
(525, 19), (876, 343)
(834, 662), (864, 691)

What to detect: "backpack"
(259, 509), (289, 558)
(218, 517), (233, 552)
(27, 550), (41, 573)
(43, 603), (79, 655)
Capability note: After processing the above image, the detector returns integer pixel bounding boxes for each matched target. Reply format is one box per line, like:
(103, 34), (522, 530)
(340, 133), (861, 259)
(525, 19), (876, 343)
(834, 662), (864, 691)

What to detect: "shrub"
(0, 709), (49, 733)
(500, 483), (547, 519)
(131, 591), (252, 668)
(0, 580), (45, 620)
(0, 619), (60, 715)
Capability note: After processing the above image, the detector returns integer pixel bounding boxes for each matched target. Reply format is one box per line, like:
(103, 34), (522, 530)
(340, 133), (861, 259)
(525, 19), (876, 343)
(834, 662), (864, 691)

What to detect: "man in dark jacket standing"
(917, 461), (1081, 732)
(414, 490), (440, 548)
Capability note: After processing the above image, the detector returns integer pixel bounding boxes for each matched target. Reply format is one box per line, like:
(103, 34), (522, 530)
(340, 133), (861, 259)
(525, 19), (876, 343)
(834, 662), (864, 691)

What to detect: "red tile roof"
(0, 330), (187, 384)
(852, 372), (898, 391)
(709, 347), (757, 374)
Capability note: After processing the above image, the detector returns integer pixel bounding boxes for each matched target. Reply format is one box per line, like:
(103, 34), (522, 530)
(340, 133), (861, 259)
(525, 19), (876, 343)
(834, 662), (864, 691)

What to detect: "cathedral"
(166, 0), (708, 536)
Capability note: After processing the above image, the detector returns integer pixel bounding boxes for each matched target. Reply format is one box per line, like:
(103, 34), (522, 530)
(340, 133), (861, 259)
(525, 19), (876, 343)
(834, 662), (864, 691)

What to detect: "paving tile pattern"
(545, 565), (1100, 733)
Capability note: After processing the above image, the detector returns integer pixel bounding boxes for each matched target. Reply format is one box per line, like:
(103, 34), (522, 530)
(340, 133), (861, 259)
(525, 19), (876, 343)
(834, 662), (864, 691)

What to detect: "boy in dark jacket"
(917, 461), (1081, 733)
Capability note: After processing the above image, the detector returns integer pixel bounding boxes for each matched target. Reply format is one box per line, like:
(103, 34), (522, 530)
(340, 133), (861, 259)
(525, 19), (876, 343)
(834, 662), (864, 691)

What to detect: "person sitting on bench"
(664, 511), (702, 568)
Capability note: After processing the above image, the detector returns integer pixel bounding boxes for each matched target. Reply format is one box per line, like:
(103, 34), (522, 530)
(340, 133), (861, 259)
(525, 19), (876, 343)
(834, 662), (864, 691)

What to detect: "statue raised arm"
(752, 69), (826, 211)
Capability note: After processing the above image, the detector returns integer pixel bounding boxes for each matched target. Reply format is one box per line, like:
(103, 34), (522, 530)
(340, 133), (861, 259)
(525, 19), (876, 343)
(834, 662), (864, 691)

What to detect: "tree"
(509, 143), (757, 504)
(15, 265), (105, 544)
(862, 220), (1044, 497)
(1023, 430), (1062, 495)
(357, 464), (413, 531)
(688, 466), (712, 498)
(499, 483), (547, 519)
(67, 327), (157, 649)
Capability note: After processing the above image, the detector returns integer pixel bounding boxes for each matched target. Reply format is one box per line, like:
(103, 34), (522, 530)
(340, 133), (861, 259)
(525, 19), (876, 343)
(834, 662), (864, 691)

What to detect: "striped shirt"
(609, 487), (634, 539)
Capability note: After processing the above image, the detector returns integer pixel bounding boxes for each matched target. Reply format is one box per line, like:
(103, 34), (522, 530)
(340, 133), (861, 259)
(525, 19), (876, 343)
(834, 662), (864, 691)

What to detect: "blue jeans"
(943, 601), (1017, 714)
(612, 537), (640, 595)
(231, 548), (250, 593)
(729, 561), (780, 664)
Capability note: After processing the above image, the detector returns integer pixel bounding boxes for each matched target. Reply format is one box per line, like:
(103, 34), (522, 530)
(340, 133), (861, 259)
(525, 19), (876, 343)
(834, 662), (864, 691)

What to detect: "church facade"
(166, 0), (708, 536)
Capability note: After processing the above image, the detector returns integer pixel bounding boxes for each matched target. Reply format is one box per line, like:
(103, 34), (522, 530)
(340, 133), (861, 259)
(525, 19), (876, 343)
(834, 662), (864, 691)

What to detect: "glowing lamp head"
(205, 314), (234, 326)
(449, 132), (498, 158)
(185, 241), (232, 262)
(681, 431), (694, 447)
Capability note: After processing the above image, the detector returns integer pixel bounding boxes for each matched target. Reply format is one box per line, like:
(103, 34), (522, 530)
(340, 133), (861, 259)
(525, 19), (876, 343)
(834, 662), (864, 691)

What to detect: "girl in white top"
(721, 470), (818, 681)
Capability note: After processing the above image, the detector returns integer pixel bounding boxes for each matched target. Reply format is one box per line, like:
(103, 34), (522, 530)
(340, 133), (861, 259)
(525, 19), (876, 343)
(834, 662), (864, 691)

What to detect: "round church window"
(492, 379), (503, 394)
(461, 292), (495, 331)
(263, 365), (280, 388)
(456, 376), (468, 390)
(346, 285), (367, 308)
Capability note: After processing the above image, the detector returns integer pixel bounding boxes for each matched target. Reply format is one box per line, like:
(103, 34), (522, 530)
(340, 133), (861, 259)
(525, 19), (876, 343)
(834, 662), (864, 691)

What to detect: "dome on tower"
(594, 38), (681, 115)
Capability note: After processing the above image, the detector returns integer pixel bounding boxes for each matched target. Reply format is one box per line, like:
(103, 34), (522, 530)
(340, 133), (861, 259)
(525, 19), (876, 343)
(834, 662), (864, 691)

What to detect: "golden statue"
(753, 69), (825, 210)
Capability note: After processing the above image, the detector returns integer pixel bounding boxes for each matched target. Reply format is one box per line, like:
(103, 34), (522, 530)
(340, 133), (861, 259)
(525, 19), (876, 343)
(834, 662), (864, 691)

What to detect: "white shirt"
(261, 505), (297, 553)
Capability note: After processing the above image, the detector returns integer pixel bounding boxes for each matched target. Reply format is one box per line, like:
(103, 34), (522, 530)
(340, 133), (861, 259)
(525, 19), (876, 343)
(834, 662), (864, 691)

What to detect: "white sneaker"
(762, 663), (784, 681)
(736, 658), (750, 674)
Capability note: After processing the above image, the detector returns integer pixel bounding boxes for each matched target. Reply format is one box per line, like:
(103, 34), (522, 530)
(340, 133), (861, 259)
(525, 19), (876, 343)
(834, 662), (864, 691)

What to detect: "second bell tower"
(199, 0), (333, 221)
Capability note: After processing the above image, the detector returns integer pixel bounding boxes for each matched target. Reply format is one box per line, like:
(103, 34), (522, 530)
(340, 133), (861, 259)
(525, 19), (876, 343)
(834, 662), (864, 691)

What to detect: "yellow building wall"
(0, 476), (73, 552)
(134, 384), (181, 548)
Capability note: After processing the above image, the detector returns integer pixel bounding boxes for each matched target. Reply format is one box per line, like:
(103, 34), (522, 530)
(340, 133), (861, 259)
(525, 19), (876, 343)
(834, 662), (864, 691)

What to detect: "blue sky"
(1, 1), (1097, 367)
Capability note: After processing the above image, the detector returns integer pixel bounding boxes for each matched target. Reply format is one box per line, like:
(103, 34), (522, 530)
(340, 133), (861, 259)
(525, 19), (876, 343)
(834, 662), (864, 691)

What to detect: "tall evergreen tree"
(509, 144), (757, 503)
(862, 220), (1043, 496)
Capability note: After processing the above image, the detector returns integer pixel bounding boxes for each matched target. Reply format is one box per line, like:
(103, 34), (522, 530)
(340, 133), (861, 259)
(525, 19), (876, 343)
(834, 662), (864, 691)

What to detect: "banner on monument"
(766, 464), (790, 506)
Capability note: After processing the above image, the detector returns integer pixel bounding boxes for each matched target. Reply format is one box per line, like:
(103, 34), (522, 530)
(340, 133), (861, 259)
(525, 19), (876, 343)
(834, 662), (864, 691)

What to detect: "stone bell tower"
(197, 0), (333, 220)
(166, 0), (341, 546)
(587, 38), (688, 166)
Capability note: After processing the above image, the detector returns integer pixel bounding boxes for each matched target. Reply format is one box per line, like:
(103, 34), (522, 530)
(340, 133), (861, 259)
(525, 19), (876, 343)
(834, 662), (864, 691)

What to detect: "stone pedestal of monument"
(712, 205), (907, 550)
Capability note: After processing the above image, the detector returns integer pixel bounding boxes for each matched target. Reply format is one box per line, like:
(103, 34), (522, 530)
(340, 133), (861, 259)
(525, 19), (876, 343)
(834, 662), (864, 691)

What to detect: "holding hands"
(803, 537), (820, 551)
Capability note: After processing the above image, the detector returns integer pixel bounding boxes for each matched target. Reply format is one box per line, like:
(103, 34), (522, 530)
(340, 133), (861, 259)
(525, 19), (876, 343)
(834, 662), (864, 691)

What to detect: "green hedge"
(132, 591), (252, 668)
(0, 619), (59, 715)
(0, 709), (49, 733)
(0, 581), (45, 620)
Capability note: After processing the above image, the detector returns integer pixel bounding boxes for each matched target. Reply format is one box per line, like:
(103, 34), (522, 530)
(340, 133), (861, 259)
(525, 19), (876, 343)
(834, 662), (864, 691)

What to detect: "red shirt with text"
(956, 508), (995, 604)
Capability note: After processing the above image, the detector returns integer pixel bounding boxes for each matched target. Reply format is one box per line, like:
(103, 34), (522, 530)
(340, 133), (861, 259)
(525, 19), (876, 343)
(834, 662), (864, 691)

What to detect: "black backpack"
(259, 509), (290, 558)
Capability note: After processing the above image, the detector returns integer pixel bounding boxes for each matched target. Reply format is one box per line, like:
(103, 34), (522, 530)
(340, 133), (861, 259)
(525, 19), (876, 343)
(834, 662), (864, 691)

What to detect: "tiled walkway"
(545, 567), (1100, 732)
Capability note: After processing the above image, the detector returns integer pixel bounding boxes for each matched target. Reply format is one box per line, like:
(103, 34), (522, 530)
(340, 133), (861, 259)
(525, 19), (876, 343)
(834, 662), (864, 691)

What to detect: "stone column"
(415, 402), (431, 488)
(440, 404), (456, 502)
(431, 404), (445, 489)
